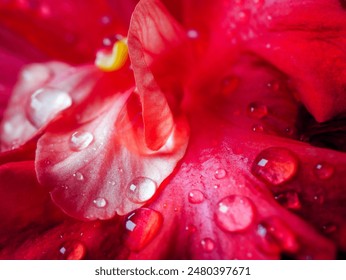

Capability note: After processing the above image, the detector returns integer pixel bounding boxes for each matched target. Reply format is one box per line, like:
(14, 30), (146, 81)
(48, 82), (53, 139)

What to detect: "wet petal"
(35, 90), (188, 220)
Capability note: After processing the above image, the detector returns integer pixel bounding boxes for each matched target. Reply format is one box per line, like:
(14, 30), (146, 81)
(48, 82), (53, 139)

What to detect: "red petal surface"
(128, 0), (187, 150)
(0, 161), (63, 247)
(0, 0), (138, 63)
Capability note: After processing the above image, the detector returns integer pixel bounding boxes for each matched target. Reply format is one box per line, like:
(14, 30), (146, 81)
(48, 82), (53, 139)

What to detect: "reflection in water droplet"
(214, 168), (227, 180)
(247, 102), (268, 119)
(251, 147), (298, 186)
(59, 241), (86, 260)
(93, 197), (107, 208)
(314, 162), (334, 180)
(126, 177), (157, 204)
(275, 191), (301, 210)
(27, 87), (72, 128)
(73, 172), (84, 181)
(69, 131), (94, 151)
(201, 238), (215, 252)
(256, 218), (298, 254)
(188, 189), (205, 204)
(124, 208), (163, 251)
(215, 195), (255, 232)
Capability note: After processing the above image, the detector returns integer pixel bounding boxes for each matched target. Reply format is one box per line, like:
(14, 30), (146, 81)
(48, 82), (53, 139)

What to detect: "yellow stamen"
(95, 38), (128, 72)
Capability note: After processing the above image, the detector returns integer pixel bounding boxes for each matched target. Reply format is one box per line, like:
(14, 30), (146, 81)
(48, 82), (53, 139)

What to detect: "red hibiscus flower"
(0, 0), (346, 260)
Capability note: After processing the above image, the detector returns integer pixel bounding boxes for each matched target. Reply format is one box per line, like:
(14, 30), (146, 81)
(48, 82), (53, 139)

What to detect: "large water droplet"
(73, 172), (84, 181)
(247, 102), (268, 119)
(188, 189), (205, 204)
(126, 177), (157, 204)
(27, 87), (72, 128)
(59, 241), (86, 260)
(93, 197), (107, 208)
(275, 191), (301, 210)
(251, 147), (298, 186)
(69, 131), (94, 151)
(201, 238), (215, 252)
(314, 162), (334, 180)
(256, 218), (298, 254)
(214, 168), (227, 180)
(215, 195), (255, 232)
(124, 208), (163, 251)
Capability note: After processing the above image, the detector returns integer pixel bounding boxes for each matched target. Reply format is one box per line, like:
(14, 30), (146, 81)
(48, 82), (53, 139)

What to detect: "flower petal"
(0, 62), (101, 151)
(36, 89), (188, 220)
(0, 161), (63, 246)
(128, 0), (187, 150)
(0, 0), (138, 63)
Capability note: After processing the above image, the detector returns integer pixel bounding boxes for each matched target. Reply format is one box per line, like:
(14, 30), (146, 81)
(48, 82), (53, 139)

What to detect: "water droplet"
(187, 29), (199, 39)
(322, 223), (337, 234)
(100, 15), (112, 25)
(251, 147), (298, 186)
(314, 162), (334, 180)
(256, 218), (298, 254)
(215, 195), (255, 232)
(201, 238), (215, 252)
(93, 197), (107, 208)
(220, 76), (239, 96)
(27, 87), (72, 128)
(247, 102), (268, 119)
(59, 241), (86, 260)
(124, 208), (163, 251)
(275, 191), (301, 210)
(313, 194), (325, 204)
(252, 124), (264, 133)
(188, 189), (205, 204)
(267, 81), (280, 91)
(185, 224), (197, 234)
(69, 131), (94, 151)
(73, 172), (84, 181)
(126, 177), (157, 204)
(214, 168), (227, 179)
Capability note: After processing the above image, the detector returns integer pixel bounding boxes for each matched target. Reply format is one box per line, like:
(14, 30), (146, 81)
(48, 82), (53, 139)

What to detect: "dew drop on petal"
(188, 189), (205, 204)
(124, 208), (163, 251)
(251, 147), (298, 186)
(247, 102), (268, 119)
(27, 87), (72, 128)
(314, 162), (334, 180)
(322, 223), (337, 234)
(214, 168), (227, 180)
(215, 195), (255, 232)
(185, 224), (197, 234)
(187, 29), (199, 39)
(69, 131), (94, 151)
(252, 124), (264, 133)
(126, 177), (157, 204)
(256, 218), (298, 254)
(59, 241), (86, 260)
(93, 197), (107, 208)
(73, 172), (84, 181)
(275, 191), (301, 210)
(201, 238), (215, 252)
